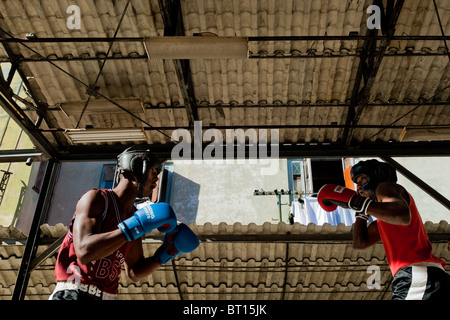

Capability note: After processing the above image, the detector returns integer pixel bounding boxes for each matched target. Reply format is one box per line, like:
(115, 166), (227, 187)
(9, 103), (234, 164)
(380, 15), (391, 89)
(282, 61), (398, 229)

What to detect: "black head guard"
(116, 145), (161, 198)
(350, 159), (397, 195)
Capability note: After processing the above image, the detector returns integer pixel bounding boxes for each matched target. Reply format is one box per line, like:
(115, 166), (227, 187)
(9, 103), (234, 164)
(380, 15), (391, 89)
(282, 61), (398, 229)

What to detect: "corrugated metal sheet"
(0, 0), (449, 302)
(1, 221), (449, 300)
(0, 0), (448, 148)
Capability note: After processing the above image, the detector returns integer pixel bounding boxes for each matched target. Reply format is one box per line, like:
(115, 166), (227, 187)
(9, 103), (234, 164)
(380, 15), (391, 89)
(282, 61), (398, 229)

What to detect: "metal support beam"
(28, 229), (450, 245)
(0, 62), (57, 159)
(35, 123), (450, 133)
(12, 159), (58, 300)
(0, 49), (447, 64)
(158, 0), (198, 128)
(0, 30), (66, 148)
(381, 157), (450, 211)
(29, 234), (66, 271)
(281, 243), (290, 300)
(0, 149), (44, 163)
(0, 90), (56, 159)
(171, 260), (184, 300)
(57, 140), (450, 162)
(141, 231), (450, 243)
(342, 30), (377, 145)
(28, 100), (450, 112)
(0, 35), (449, 44)
(342, 0), (405, 146)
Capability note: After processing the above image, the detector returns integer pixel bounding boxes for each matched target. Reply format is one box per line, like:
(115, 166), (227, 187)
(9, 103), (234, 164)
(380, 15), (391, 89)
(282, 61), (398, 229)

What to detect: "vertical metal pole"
(277, 194), (282, 222)
(12, 159), (56, 300)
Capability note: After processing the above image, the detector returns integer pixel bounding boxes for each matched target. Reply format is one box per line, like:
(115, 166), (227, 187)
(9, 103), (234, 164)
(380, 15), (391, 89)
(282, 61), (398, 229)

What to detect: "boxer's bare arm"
(72, 190), (127, 264)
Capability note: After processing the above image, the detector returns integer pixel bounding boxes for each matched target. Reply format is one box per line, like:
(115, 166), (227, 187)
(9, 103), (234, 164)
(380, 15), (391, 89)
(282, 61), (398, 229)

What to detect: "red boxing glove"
(317, 184), (372, 214)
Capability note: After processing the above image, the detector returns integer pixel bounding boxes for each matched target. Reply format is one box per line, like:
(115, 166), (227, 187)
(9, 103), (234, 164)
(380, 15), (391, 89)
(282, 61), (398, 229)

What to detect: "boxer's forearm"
(352, 219), (380, 250)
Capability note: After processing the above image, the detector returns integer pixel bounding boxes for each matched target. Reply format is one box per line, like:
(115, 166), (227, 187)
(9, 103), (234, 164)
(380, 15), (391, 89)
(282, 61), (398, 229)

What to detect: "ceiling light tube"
(65, 128), (148, 144)
(143, 36), (249, 59)
(400, 126), (450, 142)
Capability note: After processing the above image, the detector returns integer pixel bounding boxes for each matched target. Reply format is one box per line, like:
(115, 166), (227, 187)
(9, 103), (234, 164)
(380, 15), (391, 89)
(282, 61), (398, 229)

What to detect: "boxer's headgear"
(116, 145), (161, 198)
(350, 159), (397, 195)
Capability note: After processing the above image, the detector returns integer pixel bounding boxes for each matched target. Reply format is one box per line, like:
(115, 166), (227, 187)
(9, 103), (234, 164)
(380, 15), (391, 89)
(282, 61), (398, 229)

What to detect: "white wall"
(392, 157), (450, 223)
(169, 159), (291, 225)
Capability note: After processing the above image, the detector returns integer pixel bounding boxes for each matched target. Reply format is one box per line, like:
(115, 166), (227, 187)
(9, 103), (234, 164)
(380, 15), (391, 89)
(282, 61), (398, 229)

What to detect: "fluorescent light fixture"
(65, 128), (148, 144)
(400, 126), (450, 142)
(143, 36), (248, 59)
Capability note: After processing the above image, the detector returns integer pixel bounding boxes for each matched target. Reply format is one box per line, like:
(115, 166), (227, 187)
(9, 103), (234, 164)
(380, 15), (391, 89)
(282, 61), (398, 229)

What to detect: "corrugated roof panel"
(348, 0), (450, 143)
(25, 59), (184, 111)
(370, 57), (450, 103)
(394, 0), (450, 52)
(0, 0), (449, 300)
(0, 1), (447, 150)
(1, 222), (448, 300)
(182, 0), (365, 144)
(192, 58), (355, 109)
(0, 0), (447, 148)
(355, 102), (450, 143)
(0, 0), (186, 145)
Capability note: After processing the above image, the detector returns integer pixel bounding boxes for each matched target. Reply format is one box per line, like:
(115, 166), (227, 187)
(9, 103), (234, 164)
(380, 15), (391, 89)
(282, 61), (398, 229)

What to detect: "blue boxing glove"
(118, 202), (177, 241)
(153, 223), (200, 265)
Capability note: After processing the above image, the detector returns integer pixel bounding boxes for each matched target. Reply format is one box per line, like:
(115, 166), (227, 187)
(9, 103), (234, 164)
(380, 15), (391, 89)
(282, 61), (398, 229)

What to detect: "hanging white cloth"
(290, 197), (356, 226)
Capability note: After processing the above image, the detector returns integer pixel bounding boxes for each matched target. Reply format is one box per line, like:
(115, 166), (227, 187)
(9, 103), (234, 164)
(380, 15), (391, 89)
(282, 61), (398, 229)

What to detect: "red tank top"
(377, 193), (446, 276)
(54, 189), (132, 294)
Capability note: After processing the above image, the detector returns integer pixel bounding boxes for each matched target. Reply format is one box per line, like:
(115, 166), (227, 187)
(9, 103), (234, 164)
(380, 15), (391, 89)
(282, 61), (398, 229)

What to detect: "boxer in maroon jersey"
(318, 159), (450, 300)
(50, 146), (199, 300)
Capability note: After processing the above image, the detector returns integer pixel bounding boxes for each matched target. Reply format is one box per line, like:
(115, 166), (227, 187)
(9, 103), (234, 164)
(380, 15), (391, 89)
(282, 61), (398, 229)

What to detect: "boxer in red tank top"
(53, 189), (133, 297)
(50, 146), (199, 300)
(317, 159), (449, 300)
(350, 160), (449, 300)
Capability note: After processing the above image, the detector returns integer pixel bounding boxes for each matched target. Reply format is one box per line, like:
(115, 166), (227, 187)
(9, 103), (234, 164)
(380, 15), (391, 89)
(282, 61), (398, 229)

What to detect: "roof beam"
(0, 77), (56, 159)
(158, 0), (198, 128)
(141, 232), (449, 243)
(28, 100), (450, 112)
(342, 0), (405, 146)
(10, 229), (450, 244)
(35, 123), (450, 132)
(0, 35), (449, 43)
(0, 31), (66, 149)
(56, 141), (450, 161)
(0, 149), (44, 163)
(0, 50), (448, 63)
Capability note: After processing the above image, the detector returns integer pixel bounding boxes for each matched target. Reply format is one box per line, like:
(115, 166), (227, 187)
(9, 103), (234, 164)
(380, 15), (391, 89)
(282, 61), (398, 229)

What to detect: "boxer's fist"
(153, 223), (200, 265)
(118, 202), (177, 241)
(317, 184), (372, 214)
